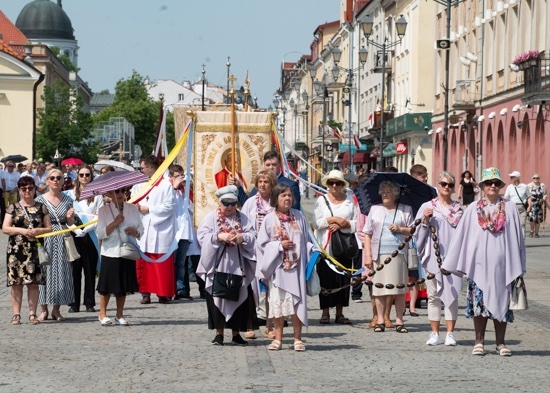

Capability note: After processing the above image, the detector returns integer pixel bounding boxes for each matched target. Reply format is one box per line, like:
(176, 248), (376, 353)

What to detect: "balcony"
(453, 80), (477, 110)
(372, 50), (393, 74)
(371, 110), (394, 128)
(522, 58), (550, 105)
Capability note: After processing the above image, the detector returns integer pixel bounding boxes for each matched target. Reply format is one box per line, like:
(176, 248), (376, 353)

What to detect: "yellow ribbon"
(37, 120), (192, 239)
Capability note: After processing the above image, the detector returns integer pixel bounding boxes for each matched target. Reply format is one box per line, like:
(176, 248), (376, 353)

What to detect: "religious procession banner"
(174, 109), (272, 228)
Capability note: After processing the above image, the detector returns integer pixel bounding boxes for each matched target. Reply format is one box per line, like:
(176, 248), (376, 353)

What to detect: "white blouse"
(96, 202), (144, 258)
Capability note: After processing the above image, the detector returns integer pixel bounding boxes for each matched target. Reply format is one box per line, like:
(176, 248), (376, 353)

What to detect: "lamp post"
(331, 45), (368, 173)
(362, 15), (408, 171)
(226, 56), (231, 104)
(313, 80), (330, 173)
(201, 64), (206, 111)
(433, 0), (466, 170)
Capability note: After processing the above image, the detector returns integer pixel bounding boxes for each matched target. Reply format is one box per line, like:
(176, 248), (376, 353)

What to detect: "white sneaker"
(426, 332), (443, 346)
(445, 332), (457, 346)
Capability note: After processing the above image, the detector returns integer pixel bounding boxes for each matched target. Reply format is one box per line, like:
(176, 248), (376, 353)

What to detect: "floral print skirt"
(466, 279), (514, 322)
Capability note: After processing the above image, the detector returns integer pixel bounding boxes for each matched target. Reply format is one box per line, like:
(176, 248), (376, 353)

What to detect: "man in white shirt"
(504, 170), (530, 233)
(2, 161), (20, 208)
(131, 155), (176, 304)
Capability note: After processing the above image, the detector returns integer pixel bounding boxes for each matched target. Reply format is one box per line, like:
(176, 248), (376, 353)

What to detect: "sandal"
(384, 318), (394, 329)
(472, 343), (485, 356)
(267, 340), (282, 351)
(395, 324), (409, 333)
(373, 324), (385, 333)
(319, 314), (330, 324)
(293, 340), (306, 351)
(244, 331), (257, 339)
(529, 232), (534, 238)
(335, 315), (352, 325)
(11, 314), (21, 325)
(51, 311), (65, 321)
(29, 314), (40, 325)
(368, 316), (378, 328)
(37, 311), (49, 322)
(264, 328), (276, 339)
(496, 344), (512, 357)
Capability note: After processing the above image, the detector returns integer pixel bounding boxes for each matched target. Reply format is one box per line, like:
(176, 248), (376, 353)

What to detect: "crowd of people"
(0, 155), (538, 355)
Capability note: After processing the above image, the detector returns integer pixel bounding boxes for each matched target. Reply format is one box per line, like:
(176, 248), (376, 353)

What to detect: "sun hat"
(508, 170), (521, 178)
(480, 167), (505, 186)
(344, 173), (359, 185)
(321, 170), (349, 188)
(215, 185), (238, 201)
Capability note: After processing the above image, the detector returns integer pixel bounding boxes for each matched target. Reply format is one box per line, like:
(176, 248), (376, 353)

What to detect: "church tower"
(15, 0), (79, 66)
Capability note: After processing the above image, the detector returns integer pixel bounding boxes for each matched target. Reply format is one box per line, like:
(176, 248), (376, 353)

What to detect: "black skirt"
(96, 255), (139, 297)
(317, 256), (353, 309)
(205, 285), (258, 331)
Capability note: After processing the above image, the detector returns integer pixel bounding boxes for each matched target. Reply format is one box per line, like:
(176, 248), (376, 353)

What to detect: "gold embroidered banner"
(174, 109), (272, 227)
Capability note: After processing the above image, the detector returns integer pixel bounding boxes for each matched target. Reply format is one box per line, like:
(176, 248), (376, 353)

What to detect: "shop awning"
(341, 151), (374, 164)
(383, 143), (397, 157)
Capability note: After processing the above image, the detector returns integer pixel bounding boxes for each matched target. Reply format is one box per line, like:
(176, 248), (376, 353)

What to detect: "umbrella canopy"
(94, 160), (134, 172)
(62, 157), (84, 166)
(1, 154), (28, 163)
(355, 172), (437, 216)
(79, 171), (149, 200)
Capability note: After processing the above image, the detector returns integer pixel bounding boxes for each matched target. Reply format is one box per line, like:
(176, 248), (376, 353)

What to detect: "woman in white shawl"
(197, 185), (257, 347)
(442, 168), (526, 356)
(256, 183), (314, 351)
(415, 171), (463, 346)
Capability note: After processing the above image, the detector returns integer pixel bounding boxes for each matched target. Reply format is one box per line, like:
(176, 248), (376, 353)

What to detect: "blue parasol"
(354, 172), (437, 217)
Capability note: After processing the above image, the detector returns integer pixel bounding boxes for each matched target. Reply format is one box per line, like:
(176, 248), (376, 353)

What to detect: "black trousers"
(0, 189), (5, 229)
(71, 234), (98, 308)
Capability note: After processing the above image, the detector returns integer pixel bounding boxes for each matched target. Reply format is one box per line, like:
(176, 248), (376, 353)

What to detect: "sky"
(2, 0), (340, 107)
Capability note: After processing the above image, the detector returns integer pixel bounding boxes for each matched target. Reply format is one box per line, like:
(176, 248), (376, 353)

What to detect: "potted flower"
(513, 50), (540, 70)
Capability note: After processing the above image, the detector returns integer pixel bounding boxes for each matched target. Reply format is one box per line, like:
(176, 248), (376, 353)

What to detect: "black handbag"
(212, 245), (244, 301)
(323, 196), (359, 260)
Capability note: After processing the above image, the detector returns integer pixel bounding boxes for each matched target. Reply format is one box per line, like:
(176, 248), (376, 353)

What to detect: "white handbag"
(509, 277), (528, 310)
(306, 269), (321, 297)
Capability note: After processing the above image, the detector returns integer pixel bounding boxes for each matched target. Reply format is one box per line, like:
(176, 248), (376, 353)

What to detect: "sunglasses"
(49, 176), (62, 181)
(114, 188), (129, 194)
(327, 181), (344, 187)
(485, 180), (503, 187)
(79, 173), (91, 178)
(533, 177), (540, 180)
(7, 165), (15, 168)
(221, 200), (238, 207)
(439, 181), (455, 188)
(20, 186), (35, 192)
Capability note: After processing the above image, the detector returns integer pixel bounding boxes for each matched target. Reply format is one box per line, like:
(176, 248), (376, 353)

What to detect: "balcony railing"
(372, 50), (393, 73)
(453, 80), (477, 110)
(522, 58), (550, 105)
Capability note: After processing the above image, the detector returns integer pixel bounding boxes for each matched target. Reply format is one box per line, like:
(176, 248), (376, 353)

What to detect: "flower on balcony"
(513, 50), (540, 65)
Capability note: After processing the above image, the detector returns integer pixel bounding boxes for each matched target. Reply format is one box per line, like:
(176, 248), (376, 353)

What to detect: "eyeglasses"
(114, 188), (129, 194)
(20, 186), (35, 192)
(533, 177), (540, 180)
(484, 180), (503, 187)
(49, 176), (62, 181)
(221, 200), (238, 207)
(7, 165), (15, 168)
(439, 181), (455, 188)
(327, 181), (344, 187)
(79, 173), (91, 178)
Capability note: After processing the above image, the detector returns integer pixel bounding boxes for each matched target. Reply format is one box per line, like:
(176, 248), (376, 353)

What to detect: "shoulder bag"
(514, 186), (528, 209)
(306, 251), (323, 297)
(46, 200), (80, 262)
(323, 196), (359, 260)
(109, 205), (140, 260)
(20, 203), (51, 266)
(212, 245), (244, 301)
(509, 276), (528, 310)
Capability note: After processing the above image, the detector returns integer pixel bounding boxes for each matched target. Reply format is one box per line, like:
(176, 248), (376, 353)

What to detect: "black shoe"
(85, 306), (96, 312)
(211, 334), (224, 346)
(158, 296), (171, 304)
(283, 320), (289, 327)
(179, 294), (194, 301)
(232, 334), (248, 346)
(68, 306), (79, 313)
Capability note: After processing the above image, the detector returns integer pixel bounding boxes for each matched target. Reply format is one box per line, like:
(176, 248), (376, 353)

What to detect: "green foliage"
(50, 46), (80, 73)
(93, 70), (160, 154)
(37, 81), (99, 163)
(328, 119), (343, 131)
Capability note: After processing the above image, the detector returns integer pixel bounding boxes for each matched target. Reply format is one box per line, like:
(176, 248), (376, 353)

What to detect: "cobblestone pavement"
(1, 197), (549, 392)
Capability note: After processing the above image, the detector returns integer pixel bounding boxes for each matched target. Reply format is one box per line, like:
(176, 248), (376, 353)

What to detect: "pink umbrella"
(62, 157), (84, 166)
(79, 171), (149, 200)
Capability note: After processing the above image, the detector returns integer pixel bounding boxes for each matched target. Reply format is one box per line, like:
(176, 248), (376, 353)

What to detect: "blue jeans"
(175, 240), (191, 295)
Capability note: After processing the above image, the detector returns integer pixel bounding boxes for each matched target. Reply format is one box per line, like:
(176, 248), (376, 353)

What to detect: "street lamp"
(201, 64), (206, 111)
(226, 56), (231, 104)
(362, 14), (407, 171)
(314, 79), (330, 173)
(432, 0), (466, 170)
(331, 43), (368, 172)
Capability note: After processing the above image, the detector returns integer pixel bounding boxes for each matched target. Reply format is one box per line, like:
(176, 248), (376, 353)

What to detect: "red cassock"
(136, 253), (175, 297)
(214, 168), (248, 189)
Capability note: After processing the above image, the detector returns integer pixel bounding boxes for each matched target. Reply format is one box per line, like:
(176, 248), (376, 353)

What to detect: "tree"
(93, 70), (159, 154)
(50, 46), (80, 73)
(36, 81), (98, 163)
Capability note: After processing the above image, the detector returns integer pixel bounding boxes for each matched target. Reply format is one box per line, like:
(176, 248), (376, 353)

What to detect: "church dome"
(15, 0), (75, 41)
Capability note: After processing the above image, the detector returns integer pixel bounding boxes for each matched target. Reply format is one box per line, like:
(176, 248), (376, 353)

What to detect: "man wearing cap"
(504, 171), (529, 233)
